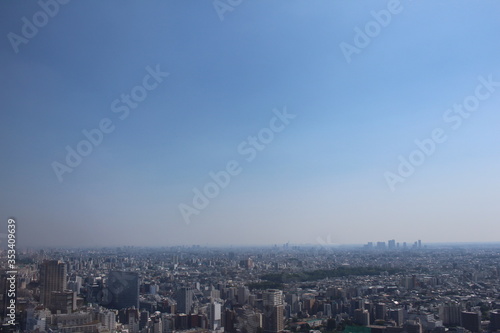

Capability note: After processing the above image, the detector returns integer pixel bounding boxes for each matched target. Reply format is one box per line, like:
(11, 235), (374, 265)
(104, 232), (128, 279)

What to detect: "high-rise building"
(323, 304), (332, 317)
(400, 276), (416, 290)
(152, 312), (162, 333)
(388, 240), (396, 249)
(439, 302), (461, 326)
(403, 319), (423, 333)
(239, 258), (254, 270)
(225, 309), (236, 333)
(40, 260), (67, 309)
(176, 287), (194, 314)
(375, 303), (387, 321)
(239, 307), (262, 333)
(461, 311), (481, 333)
(140, 310), (150, 330)
(162, 313), (175, 333)
(263, 290), (284, 333)
(225, 287), (237, 302)
(490, 310), (500, 331)
(105, 271), (139, 310)
(49, 291), (76, 314)
(263, 289), (282, 307)
(208, 301), (222, 330)
(263, 304), (284, 333)
(354, 308), (370, 326)
(67, 276), (82, 294)
(99, 310), (117, 332)
(389, 308), (404, 326)
(238, 286), (250, 305)
(118, 307), (139, 330)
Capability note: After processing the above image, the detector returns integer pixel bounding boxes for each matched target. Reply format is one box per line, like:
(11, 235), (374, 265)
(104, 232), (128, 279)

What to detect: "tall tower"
(263, 289), (284, 333)
(389, 308), (404, 326)
(354, 308), (370, 326)
(375, 303), (387, 320)
(263, 289), (282, 307)
(238, 286), (249, 305)
(40, 260), (67, 308)
(176, 287), (193, 314)
(208, 301), (222, 330)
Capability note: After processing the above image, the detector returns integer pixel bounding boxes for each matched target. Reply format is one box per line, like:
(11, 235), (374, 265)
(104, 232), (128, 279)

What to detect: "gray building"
(104, 271), (139, 310)
(40, 260), (67, 309)
(176, 287), (194, 314)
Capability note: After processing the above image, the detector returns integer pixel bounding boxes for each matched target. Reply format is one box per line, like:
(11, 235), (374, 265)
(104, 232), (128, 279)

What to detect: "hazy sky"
(1, 1), (500, 248)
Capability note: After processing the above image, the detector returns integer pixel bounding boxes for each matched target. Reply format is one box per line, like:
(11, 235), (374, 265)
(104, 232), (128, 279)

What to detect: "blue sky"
(1, 0), (499, 248)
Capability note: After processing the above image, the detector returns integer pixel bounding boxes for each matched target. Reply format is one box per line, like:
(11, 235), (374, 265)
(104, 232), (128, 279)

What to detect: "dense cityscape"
(2, 241), (500, 333)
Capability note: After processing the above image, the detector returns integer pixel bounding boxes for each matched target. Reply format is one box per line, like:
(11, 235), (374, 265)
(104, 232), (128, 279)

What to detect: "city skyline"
(8, 239), (500, 251)
(1, 1), (500, 248)
(4, 240), (500, 331)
